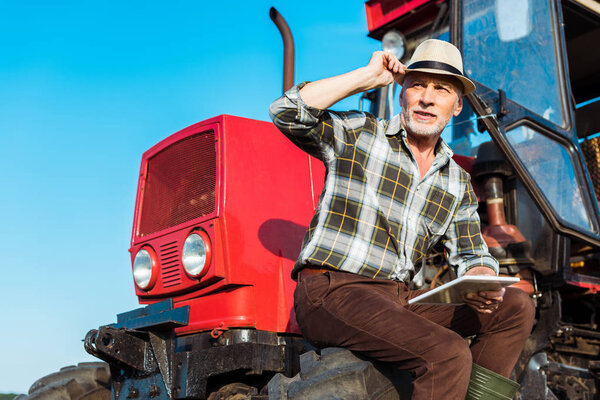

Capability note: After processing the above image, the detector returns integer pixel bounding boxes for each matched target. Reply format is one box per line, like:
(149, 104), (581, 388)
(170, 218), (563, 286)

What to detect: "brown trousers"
(294, 269), (535, 400)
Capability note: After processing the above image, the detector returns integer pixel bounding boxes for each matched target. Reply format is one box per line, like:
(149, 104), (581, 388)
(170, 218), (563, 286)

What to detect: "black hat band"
(407, 60), (463, 76)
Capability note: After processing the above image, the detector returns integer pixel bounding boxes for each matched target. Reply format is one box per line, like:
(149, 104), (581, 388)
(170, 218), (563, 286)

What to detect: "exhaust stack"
(270, 7), (295, 93)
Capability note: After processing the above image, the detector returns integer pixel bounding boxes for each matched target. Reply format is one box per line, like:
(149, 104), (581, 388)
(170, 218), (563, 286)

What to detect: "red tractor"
(20, 1), (600, 399)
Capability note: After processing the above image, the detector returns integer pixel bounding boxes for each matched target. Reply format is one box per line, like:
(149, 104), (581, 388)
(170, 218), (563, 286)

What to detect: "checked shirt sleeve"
(269, 82), (365, 162)
(442, 179), (499, 277)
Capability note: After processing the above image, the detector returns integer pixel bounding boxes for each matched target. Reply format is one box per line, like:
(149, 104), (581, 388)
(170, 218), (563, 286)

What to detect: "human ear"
(453, 96), (463, 117)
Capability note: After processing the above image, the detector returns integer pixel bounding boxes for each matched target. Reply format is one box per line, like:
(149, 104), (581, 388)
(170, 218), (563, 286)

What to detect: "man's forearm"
(298, 51), (405, 110)
(299, 67), (376, 110)
(464, 266), (498, 276)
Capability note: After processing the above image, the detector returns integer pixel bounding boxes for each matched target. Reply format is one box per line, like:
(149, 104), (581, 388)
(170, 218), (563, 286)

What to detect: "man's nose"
(419, 85), (436, 107)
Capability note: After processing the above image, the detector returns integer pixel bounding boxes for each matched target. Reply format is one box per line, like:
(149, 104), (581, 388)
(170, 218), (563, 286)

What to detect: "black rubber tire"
(16, 362), (111, 400)
(268, 348), (412, 400)
(207, 382), (260, 400)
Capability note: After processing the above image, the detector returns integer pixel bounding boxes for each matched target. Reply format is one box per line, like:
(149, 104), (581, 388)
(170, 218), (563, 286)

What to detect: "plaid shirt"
(270, 83), (498, 282)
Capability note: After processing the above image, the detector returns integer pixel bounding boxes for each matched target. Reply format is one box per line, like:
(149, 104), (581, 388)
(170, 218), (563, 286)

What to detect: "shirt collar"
(437, 137), (454, 159)
(384, 115), (454, 161)
(384, 114), (402, 137)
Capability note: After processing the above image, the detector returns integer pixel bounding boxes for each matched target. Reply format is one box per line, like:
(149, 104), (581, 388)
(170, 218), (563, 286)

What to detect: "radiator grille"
(138, 131), (216, 236)
(160, 241), (182, 287)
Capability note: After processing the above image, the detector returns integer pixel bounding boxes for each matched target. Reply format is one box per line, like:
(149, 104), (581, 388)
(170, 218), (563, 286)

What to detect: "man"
(270, 39), (534, 399)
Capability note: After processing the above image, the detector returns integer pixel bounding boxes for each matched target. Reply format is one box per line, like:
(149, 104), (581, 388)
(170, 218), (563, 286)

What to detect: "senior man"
(269, 39), (534, 399)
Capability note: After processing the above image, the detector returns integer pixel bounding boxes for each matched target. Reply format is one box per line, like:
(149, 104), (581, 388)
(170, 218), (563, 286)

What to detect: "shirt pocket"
(422, 186), (457, 237)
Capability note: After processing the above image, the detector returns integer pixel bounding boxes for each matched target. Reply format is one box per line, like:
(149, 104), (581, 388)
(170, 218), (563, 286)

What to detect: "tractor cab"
(363, 0), (600, 396)
(366, 0), (600, 285)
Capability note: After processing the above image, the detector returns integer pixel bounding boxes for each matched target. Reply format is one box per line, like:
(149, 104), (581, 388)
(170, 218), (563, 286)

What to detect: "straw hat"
(402, 39), (475, 95)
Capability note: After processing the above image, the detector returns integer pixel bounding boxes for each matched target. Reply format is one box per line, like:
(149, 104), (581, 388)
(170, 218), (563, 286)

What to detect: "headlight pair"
(133, 230), (211, 290)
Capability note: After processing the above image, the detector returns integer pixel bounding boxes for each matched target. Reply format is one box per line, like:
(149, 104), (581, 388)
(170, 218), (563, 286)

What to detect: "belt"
(297, 267), (410, 285)
(297, 267), (331, 283)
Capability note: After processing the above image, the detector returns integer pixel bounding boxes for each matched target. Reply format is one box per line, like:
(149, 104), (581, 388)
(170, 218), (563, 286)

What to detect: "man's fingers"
(393, 67), (406, 84)
(368, 51), (406, 88)
(480, 288), (505, 302)
(464, 288), (505, 303)
(463, 298), (495, 308)
(391, 57), (400, 73)
(465, 302), (494, 314)
(464, 298), (498, 308)
(482, 287), (505, 297)
(464, 299), (499, 314)
(382, 51), (405, 73)
(387, 55), (396, 71)
(463, 291), (501, 314)
(393, 60), (405, 74)
(463, 289), (502, 313)
(464, 292), (493, 304)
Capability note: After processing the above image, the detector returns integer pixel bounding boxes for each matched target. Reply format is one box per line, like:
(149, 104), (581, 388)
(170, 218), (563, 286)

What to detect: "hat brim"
(401, 67), (476, 95)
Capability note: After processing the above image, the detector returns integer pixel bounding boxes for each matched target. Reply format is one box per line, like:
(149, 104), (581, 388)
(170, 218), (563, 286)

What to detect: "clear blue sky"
(0, 0), (380, 393)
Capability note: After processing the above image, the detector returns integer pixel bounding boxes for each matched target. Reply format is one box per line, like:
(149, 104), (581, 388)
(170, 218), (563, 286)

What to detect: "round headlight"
(182, 231), (211, 277)
(133, 247), (157, 290)
(382, 30), (406, 61)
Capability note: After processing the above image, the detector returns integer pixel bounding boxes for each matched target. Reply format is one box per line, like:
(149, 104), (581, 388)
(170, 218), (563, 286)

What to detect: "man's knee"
(502, 287), (535, 325)
(430, 332), (472, 370)
(419, 334), (472, 392)
(450, 335), (473, 367)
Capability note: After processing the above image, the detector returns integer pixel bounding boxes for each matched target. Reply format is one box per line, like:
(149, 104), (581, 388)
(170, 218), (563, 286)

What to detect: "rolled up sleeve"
(269, 82), (364, 161)
(442, 180), (499, 277)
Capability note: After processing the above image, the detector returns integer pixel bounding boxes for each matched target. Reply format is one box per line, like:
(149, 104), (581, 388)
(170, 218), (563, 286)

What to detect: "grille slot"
(138, 131), (217, 237)
(160, 241), (182, 287)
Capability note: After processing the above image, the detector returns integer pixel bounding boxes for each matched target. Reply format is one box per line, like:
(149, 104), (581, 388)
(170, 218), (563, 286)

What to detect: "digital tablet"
(408, 275), (520, 305)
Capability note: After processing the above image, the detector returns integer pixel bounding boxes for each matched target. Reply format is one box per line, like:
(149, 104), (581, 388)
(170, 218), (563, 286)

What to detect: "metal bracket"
(497, 89), (508, 119)
(84, 326), (157, 374)
(112, 299), (189, 331)
(148, 331), (176, 398)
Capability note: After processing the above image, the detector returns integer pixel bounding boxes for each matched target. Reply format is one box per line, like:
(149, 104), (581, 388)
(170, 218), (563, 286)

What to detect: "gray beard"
(401, 108), (452, 137)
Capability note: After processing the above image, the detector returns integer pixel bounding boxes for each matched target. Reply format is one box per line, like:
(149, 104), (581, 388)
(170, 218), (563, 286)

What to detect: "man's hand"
(365, 51), (407, 89)
(298, 51), (406, 110)
(462, 267), (504, 314)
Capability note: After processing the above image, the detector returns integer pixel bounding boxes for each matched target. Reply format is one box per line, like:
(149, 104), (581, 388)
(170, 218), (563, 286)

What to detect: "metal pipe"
(484, 175), (507, 226)
(270, 7), (295, 93)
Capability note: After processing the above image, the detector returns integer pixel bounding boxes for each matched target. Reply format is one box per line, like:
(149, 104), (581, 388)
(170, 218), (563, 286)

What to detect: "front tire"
(15, 362), (110, 400)
(268, 348), (412, 400)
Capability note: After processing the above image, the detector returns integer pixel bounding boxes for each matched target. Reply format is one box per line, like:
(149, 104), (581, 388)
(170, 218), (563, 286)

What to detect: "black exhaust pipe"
(270, 7), (295, 93)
